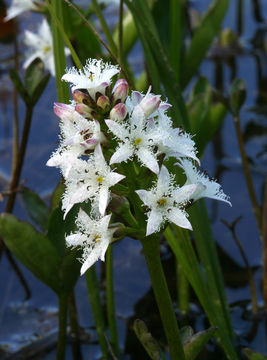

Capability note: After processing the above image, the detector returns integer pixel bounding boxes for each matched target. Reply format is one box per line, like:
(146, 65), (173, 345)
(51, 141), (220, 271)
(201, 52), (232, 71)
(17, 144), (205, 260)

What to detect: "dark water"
(0, 0), (267, 358)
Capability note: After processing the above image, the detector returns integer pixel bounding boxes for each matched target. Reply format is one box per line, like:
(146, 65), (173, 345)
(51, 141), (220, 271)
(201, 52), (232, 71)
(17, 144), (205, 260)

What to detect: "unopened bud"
(113, 78), (128, 103)
(75, 103), (93, 119)
(110, 103), (127, 122)
(54, 102), (74, 119)
(140, 94), (161, 118)
(72, 90), (90, 105)
(97, 95), (110, 110)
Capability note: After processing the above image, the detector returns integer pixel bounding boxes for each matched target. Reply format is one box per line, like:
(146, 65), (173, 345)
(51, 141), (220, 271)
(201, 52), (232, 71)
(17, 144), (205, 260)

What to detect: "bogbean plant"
(47, 59), (231, 275)
(5, 0), (264, 359)
(46, 58), (231, 358)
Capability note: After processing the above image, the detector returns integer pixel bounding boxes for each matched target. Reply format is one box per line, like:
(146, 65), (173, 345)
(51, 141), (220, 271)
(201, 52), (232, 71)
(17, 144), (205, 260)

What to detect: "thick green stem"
(68, 292), (82, 359)
(85, 265), (109, 359)
(140, 235), (185, 360)
(57, 293), (68, 360)
(106, 245), (120, 355)
(49, 0), (69, 103)
(176, 260), (190, 314)
(233, 115), (262, 236)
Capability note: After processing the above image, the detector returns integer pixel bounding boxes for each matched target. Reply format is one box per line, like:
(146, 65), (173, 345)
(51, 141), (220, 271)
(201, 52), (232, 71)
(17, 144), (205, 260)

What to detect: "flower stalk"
(106, 245), (120, 355)
(140, 234), (185, 360)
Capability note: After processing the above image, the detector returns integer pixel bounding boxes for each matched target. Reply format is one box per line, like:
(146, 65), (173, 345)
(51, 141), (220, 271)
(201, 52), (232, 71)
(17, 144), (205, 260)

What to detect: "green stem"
(46, 1), (82, 69)
(140, 235), (185, 360)
(49, 0), (69, 103)
(85, 265), (109, 359)
(5, 106), (33, 212)
(57, 293), (68, 360)
(176, 260), (189, 314)
(118, 0), (124, 66)
(68, 291), (82, 359)
(106, 245), (120, 355)
(233, 114), (262, 236)
(91, 0), (118, 56)
(170, 0), (181, 81)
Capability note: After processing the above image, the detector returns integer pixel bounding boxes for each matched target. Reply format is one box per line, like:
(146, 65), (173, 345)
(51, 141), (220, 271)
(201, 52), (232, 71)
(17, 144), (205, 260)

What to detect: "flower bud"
(75, 103), (93, 119)
(72, 90), (90, 105)
(112, 78), (128, 103)
(97, 95), (110, 110)
(139, 94), (161, 118)
(110, 103), (127, 122)
(54, 102), (74, 119)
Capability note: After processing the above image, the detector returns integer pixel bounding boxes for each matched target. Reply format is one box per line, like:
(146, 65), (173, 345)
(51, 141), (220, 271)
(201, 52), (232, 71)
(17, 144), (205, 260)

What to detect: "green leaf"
(124, 0), (189, 129)
(0, 214), (61, 293)
(180, 326), (194, 344)
(133, 319), (167, 360)
(9, 69), (29, 105)
(50, 181), (65, 211)
(230, 78), (246, 115)
(47, 207), (66, 256)
(59, 248), (81, 294)
(181, 0), (230, 88)
(25, 58), (45, 96)
(21, 187), (49, 232)
(31, 73), (50, 105)
(188, 77), (227, 156)
(184, 327), (217, 360)
(243, 348), (267, 360)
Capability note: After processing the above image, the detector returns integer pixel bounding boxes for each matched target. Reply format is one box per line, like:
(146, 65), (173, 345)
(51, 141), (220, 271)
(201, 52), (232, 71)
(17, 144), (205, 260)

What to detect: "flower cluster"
(47, 58), (231, 275)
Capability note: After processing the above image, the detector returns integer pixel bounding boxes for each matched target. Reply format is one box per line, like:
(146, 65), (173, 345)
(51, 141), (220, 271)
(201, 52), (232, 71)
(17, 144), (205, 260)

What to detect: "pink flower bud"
(110, 103), (127, 122)
(139, 94), (161, 118)
(112, 78), (128, 103)
(97, 95), (110, 110)
(72, 90), (90, 105)
(75, 103), (93, 119)
(54, 103), (74, 119)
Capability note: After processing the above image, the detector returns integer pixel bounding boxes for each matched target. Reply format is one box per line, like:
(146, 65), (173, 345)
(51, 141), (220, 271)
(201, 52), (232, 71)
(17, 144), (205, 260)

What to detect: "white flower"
(4, 0), (42, 21)
(46, 103), (106, 177)
(62, 144), (125, 217)
(136, 165), (197, 236)
(178, 159), (231, 205)
(105, 98), (161, 174)
(66, 209), (115, 275)
(23, 19), (70, 76)
(62, 59), (120, 99)
(149, 112), (199, 164)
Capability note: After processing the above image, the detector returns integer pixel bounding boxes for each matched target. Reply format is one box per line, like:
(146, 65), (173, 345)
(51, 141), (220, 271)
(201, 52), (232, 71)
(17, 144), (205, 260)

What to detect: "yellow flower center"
(158, 198), (167, 206)
(134, 138), (142, 146)
(88, 72), (94, 81)
(93, 235), (101, 242)
(96, 176), (104, 183)
(43, 45), (51, 53)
